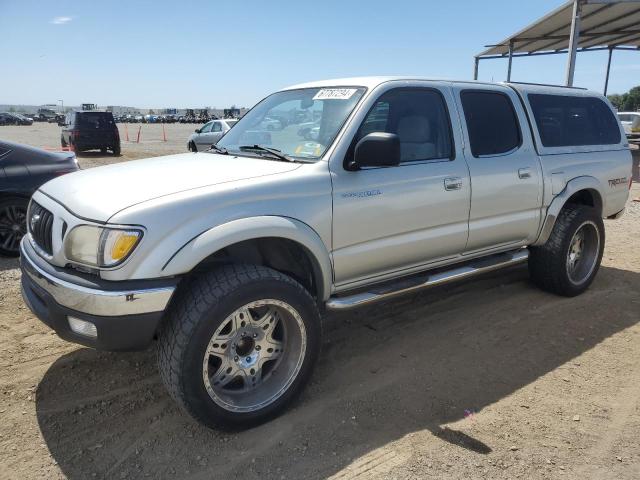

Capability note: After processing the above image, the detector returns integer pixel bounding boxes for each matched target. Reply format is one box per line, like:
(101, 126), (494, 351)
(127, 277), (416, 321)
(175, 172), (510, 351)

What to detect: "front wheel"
(529, 204), (604, 297)
(157, 264), (321, 428)
(0, 197), (28, 257)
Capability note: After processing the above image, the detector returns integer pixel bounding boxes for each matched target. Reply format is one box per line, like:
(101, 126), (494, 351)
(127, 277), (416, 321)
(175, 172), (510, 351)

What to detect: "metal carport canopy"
(474, 0), (640, 93)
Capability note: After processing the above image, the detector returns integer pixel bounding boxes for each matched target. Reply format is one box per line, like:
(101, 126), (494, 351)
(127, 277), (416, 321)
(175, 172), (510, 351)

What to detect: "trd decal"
(608, 177), (628, 187)
(341, 189), (382, 199)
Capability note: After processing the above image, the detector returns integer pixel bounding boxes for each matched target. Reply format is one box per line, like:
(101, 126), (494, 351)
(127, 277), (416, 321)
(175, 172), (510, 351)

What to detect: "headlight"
(65, 225), (143, 267)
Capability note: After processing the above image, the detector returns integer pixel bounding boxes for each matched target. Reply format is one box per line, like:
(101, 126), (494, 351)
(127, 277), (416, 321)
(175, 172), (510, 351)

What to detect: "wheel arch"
(533, 176), (605, 246)
(161, 216), (333, 302)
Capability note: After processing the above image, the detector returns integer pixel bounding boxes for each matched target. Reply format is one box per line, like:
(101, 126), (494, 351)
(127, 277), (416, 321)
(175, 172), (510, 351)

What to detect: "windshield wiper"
(238, 145), (296, 162)
(207, 144), (228, 155)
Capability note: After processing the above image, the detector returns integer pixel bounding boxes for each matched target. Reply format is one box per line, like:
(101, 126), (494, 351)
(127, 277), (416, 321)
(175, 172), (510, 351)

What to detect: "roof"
(283, 76), (405, 90)
(478, 0), (640, 58)
(282, 76), (605, 96)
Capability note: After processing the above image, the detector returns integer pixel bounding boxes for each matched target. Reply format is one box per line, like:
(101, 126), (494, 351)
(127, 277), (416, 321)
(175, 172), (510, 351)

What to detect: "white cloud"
(51, 16), (73, 25)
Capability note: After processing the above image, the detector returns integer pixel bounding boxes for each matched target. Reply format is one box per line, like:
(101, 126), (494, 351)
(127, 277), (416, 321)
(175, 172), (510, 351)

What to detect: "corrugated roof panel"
(478, 0), (640, 57)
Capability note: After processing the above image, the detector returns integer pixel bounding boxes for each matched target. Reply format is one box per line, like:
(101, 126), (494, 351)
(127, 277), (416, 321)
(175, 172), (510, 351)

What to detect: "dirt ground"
(1, 123), (640, 479)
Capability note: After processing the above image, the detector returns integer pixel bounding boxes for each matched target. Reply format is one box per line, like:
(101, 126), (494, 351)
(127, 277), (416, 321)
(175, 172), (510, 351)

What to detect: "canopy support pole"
(507, 41), (514, 81)
(565, 0), (582, 86)
(604, 47), (613, 95)
(473, 57), (479, 80)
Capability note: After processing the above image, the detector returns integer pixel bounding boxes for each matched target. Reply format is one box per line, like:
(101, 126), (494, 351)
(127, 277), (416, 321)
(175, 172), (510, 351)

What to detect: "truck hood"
(39, 152), (300, 222)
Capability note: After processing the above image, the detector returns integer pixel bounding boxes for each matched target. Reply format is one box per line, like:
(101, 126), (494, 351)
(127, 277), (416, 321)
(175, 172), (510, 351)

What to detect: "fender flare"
(162, 216), (333, 301)
(533, 176), (604, 246)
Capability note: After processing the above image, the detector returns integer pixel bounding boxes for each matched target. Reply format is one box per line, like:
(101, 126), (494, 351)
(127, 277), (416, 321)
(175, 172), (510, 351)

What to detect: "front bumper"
(20, 238), (178, 351)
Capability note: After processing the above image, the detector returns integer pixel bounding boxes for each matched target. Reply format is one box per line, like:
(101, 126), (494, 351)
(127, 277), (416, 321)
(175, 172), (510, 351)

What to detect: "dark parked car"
(60, 111), (121, 155)
(0, 112), (34, 126)
(0, 141), (78, 256)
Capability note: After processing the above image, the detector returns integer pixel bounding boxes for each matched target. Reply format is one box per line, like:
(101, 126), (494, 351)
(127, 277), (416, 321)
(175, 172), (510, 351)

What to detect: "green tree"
(610, 85), (640, 111)
(607, 93), (623, 110)
(622, 86), (640, 111)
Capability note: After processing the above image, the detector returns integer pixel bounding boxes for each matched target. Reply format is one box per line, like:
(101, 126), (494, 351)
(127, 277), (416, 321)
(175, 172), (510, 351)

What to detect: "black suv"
(60, 111), (120, 155)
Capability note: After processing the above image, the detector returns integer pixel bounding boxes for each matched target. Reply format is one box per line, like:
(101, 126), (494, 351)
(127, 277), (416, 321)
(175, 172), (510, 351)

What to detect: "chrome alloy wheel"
(0, 204), (27, 255)
(202, 299), (307, 413)
(566, 220), (600, 285)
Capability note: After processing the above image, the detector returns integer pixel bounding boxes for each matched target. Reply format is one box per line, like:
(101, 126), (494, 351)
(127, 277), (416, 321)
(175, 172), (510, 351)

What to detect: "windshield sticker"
(313, 88), (358, 101)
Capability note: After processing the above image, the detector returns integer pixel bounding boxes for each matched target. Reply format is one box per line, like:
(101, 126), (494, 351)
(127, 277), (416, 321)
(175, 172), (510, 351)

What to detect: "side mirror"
(194, 128), (201, 133)
(351, 132), (400, 169)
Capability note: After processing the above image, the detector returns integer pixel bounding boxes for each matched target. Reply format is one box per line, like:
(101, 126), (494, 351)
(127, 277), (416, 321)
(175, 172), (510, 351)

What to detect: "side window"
(212, 122), (222, 132)
(528, 94), (621, 147)
(353, 88), (453, 163)
(200, 121), (213, 133)
(460, 91), (521, 157)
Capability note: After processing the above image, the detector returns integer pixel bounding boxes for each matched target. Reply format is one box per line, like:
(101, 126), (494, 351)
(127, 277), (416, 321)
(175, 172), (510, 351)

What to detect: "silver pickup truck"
(19, 77), (632, 428)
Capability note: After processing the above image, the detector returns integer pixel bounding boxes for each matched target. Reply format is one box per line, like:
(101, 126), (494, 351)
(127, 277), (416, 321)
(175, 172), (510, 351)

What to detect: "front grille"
(28, 201), (54, 255)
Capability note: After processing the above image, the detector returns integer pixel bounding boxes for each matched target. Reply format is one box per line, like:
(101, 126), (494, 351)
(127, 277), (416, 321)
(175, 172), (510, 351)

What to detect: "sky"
(1, 0), (639, 109)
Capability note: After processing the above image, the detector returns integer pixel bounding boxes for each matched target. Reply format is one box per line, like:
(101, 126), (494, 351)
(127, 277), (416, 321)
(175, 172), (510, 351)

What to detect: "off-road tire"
(157, 264), (321, 429)
(529, 204), (604, 297)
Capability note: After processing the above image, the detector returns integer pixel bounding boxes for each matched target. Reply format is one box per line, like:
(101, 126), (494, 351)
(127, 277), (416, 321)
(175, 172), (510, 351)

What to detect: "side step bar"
(326, 249), (529, 311)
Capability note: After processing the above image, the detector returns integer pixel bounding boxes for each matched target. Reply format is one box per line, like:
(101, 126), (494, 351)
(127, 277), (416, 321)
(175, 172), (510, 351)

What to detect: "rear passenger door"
(453, 85), (543, 252)
(209, 121), (225, 143)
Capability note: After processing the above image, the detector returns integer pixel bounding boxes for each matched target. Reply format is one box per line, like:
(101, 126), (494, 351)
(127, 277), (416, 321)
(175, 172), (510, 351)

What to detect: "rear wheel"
(157, 264), (321, 428)
(112, 145), (121, 156)
(188, 141), (197, 152)
(0, 197), (28, 257)
(529, 204), (604, 297)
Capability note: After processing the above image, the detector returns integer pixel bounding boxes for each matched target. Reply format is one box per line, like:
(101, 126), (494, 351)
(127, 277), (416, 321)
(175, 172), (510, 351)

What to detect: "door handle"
(444, 177), (463, 191)
(518, 167), (532, 179)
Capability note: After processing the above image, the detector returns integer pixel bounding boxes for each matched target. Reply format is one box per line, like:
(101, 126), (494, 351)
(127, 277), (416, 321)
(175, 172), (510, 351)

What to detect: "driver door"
(331, 84), (470, 287)
(195, 121), (214, 150)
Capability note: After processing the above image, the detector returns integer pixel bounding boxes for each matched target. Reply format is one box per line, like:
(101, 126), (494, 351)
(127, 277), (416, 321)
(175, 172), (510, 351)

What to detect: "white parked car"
(617, 112), (640, 139)
(188, 119), (238, 152)
(20, 77), (631, 428)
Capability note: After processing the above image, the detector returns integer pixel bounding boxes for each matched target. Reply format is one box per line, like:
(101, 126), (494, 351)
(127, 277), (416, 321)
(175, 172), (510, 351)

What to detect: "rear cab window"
(527, 93), (622, 151)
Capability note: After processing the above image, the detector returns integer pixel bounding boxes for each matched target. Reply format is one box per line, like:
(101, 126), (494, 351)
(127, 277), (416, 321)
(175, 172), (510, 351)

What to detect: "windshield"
(217, 87), (366, 161)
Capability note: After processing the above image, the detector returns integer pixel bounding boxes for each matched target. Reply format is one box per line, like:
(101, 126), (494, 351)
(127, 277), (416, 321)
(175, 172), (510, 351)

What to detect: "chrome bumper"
(20, 239), (175, 317)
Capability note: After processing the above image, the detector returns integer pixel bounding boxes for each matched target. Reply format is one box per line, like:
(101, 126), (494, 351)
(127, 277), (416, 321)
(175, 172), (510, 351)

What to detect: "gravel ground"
(0, 123), (639, 479)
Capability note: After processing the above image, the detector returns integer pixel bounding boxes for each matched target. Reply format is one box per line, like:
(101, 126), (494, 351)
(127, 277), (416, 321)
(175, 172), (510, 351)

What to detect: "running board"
(326, 249), (529, 311)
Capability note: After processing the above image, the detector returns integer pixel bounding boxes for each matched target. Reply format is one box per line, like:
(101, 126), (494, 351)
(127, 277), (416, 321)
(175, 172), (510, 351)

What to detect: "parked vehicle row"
(0, 141), (78, 256)
(113, 114), (179, 124)
(18, 77), (632, 430)
(0, 112), (34, 126)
